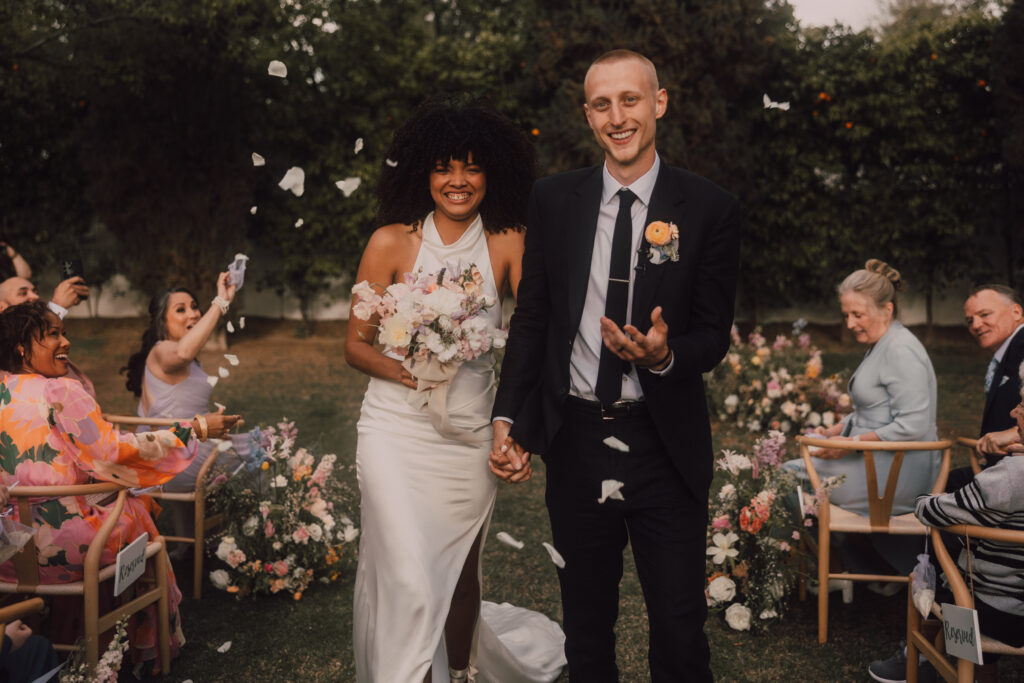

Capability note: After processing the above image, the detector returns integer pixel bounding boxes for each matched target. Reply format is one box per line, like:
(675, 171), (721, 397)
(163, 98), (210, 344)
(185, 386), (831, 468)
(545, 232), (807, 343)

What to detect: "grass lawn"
(65, 317), (1023, 682)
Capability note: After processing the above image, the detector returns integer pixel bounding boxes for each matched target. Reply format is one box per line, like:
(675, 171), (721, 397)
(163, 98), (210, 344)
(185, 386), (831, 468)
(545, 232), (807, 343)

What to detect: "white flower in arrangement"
(718, 451), (752, 475)
(272, 475), (288, 488)
(308, 524), (323, 542)
(209, 569), (230, 590)
(724, 603), (752, 631)
(718, 483), (736, 501)
(780, 420), (792, 433)
(806, 411), (822, 427)
(343, 524), (360, 543)
(781, 400), (797, 418)
(706, 531), (739, 564)
(822, 411), (835, 427)
(838, 393), (852, 408)
(215, 537), (237, 562)
(423, 286), (463, 318)
(708, 576), (736, 603)
(242, 516), (259, 537)
(321, 514), (336, 532)
(746, 419), (762, 432)
(799, 402), (812, 417)
(759, 609), (779, 620)
(724, 394), (739, 413)
(380, 314), (413, 348)
(272, 541), (283, 551)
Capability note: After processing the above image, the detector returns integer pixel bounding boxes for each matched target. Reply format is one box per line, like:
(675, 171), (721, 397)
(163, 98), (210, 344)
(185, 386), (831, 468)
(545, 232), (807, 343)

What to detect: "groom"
(491, 49), (741, 681)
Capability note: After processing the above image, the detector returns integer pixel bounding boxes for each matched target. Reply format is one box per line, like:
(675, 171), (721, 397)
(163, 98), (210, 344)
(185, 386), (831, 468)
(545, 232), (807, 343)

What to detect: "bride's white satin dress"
(353, 213), (566, 682)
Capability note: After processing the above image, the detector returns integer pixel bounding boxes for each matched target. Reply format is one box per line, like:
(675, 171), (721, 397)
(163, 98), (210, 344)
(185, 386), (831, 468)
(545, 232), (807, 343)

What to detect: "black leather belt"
(565, 395), (648, 420)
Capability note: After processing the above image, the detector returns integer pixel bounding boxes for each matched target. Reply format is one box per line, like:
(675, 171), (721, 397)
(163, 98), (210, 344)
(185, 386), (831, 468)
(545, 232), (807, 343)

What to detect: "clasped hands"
(489, 308), (671, 483)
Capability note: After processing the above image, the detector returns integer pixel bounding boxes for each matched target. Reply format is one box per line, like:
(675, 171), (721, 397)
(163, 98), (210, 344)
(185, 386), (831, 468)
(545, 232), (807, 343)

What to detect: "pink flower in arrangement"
(226, 549), (247, 568)
(792, 530), (801, 541)
(273, 560), (290, 577)
(798, 333), (811, 350)
(212, 474), (228, 486)
(292, 526), (310, 544)
(264, 520), (275, 538)
(711, 515), (732, 531)
(772, 335), (791, 351)
(264, 563), (274, 573)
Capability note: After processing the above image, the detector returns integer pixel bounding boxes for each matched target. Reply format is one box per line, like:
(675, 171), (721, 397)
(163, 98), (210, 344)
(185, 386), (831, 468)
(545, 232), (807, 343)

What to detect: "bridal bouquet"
(206, 420), (358, 599)
(351, 265), (505, 441)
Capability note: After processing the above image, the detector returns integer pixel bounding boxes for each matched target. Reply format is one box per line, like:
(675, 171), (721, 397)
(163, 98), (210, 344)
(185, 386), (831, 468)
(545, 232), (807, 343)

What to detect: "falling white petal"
(217, 641), (232, 653)
(602, 436), (630, 452)
(597, 479), (626, 504)
(206, 376), (219, 388)
(267, 60), (287, 78)
(385, 159), (398, 167)
(425, 11), (435, 22)
(224, 354), (239, 366)
(218, 366), (230, 378)
(335, 177), (361, 197)
(278, 166), (305, 196)
(762, 93), (790, 111)
(762, 93), (772, 109)
(226, 321), (235, 333)
(214, 402), (226, 411)
(354, 137), (364, 154)
(251, 152), (265, 166)
(542, 542), (566, 568)
(239, 316), (246, 329)
(294, 218), (304, 228)
(496, 531), (524, 550)
(777, 102), (790, 111)
(249, 206), (257, 215)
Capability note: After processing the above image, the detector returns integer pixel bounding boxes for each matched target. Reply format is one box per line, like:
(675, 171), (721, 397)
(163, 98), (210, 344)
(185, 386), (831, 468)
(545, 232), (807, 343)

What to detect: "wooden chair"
(954, 436), (983, 475)
(794, 435), (953, 643)
(0, 596), (44, 630)
(103, 414), (224, 599)
(0, 482), (171, 673)
(907, 525), (1024, 683)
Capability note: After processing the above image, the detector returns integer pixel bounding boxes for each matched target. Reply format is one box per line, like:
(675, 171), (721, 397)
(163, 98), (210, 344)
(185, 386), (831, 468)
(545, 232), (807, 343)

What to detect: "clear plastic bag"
(911, 552), (936, 618)
(0, 514), (36, 564)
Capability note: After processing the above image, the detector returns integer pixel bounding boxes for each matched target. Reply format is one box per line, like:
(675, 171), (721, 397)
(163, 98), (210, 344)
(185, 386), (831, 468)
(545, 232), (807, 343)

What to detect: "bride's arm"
(344, 225), (417, 388)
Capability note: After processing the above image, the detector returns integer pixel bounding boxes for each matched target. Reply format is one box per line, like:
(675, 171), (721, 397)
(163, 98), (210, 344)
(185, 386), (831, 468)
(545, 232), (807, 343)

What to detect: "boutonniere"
(644, 221), (679, 265)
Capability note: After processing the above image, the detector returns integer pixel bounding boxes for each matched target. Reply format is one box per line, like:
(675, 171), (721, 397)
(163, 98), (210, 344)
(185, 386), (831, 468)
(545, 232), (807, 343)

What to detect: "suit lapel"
(631, 165), (685, 326)
(567, 168), (604, 338)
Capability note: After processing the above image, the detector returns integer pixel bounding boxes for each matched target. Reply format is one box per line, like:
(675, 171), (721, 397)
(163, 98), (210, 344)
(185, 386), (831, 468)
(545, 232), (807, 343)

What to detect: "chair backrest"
(7, 483), (127, 589)
(796, 436), (953, 528)
(930, 524), (1024, 610)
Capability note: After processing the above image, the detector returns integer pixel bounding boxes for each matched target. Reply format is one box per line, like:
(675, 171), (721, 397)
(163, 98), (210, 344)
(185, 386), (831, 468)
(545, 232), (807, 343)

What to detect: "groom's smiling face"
(584, 57), (667, 183)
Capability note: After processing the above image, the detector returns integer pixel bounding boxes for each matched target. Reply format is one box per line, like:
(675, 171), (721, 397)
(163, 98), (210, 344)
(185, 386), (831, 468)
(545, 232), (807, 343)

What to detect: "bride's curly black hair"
(374, 97), (535, 234)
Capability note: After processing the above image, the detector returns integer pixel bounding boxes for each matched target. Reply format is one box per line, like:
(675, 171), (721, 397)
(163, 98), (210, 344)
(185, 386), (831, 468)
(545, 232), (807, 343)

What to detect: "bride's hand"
(393, 363), (417, 389)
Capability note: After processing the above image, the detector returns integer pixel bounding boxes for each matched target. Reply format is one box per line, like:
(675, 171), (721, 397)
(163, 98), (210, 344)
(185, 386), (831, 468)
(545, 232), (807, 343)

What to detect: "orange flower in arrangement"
(931, 53), (938, 60)
(978, 80), (987, 87)
(818, 92), (831, 102)
(845, 122), (853, 129)
(227, 585), (240, 593)
(293, 591), (303, 601)
(531, 128), (540, 136)
(739, 506), (765, 534)
(645, 220), (674, 247)
(732, 561), (750, 579)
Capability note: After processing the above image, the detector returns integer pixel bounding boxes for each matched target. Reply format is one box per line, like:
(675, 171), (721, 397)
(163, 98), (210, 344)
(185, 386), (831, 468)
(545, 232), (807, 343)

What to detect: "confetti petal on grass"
(226, 321), (235, 333)
(217, 641), (232, 653)
(542, 542), (565, 568)
(353, 137), (363, 154)
(268, 60), (287, 78)
(385, 159), (398, 167)
(602, 436), (630, 452)
(206, 376), (219, 388)
(218, 366), (230, 378)
(250, 206), (257, 215)
(496, 531), (524, 550)
(335, 177), (361, 197)
(239, 316), (246, 329)
(251, 152), (265, 166)
(597, 479), (626, 504)
(278, 166), (305, 196)
(224, 354), (239, 366)
(294, 218), (304, 228)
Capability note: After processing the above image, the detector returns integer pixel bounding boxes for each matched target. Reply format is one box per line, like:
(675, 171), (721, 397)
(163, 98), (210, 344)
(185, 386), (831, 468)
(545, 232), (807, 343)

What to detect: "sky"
(787, 0), (881, 31)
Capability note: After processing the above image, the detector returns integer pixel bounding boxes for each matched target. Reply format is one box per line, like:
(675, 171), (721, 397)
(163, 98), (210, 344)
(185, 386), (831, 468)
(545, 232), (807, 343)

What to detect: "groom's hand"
(601, 306), (671, 369)
(490, 420), (532, 483)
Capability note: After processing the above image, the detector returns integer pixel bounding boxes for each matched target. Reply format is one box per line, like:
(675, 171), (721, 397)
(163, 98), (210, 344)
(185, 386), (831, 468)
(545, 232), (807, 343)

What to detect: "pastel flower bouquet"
(205, 420), (358, 598)
(705, 432), (805, 630)
(351, 264), (505, 440)
(705, 320), (850, 435)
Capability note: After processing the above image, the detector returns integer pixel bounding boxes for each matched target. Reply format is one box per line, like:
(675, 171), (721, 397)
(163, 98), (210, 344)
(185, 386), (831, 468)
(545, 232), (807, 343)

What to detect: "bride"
(344, 99), (566, 682)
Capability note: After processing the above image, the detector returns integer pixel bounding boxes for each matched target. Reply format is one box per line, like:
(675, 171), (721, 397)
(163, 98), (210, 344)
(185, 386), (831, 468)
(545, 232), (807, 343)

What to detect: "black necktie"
(595, 189), (636, 405)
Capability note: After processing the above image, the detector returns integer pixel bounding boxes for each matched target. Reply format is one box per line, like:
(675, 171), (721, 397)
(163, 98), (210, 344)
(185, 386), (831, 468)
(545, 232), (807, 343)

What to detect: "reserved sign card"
(114, 532), (148, 597)
(941, 602), (984, 665)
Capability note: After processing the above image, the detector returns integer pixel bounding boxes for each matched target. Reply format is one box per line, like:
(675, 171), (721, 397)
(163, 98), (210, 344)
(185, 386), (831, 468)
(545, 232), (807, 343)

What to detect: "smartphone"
(58, 256), (85, 282)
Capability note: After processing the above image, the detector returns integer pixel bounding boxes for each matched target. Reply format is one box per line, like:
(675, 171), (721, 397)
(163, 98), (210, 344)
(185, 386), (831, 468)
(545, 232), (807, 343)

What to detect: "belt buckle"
(600, 404), (615, 421)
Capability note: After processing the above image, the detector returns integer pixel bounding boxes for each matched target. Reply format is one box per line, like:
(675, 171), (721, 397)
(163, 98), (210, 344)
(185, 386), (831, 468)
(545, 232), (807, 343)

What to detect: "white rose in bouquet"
(724, 603), (752, 631)
(215, 537), (237, 562)
(708, 576), (736, 603)
(381, 313), (413, 348)
(209, 569), (230, 590)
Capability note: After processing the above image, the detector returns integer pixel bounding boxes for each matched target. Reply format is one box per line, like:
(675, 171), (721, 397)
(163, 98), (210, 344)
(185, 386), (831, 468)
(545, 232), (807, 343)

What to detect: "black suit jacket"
(981, 328), (1024, 436)
(493, 164), (742, 502)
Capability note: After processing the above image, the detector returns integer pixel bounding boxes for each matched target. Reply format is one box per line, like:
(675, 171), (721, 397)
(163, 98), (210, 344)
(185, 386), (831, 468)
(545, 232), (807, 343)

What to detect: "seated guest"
(0, 274), (95, 397)
(0, 241), (32, 281)
(122, 272), (237, 548)
(868, 363), (1024, 682)
(0, 619), (58, 683)
(0, 302), (241, 667)
(785, 259), (940, 578)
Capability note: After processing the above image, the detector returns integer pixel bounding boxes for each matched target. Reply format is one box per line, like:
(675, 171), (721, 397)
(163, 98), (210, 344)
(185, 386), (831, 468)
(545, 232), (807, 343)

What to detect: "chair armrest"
(102, 414), (187, 429)
(84, 489), (129, 583)
(956, 436), (982, 476)
(0, 597), (45, 630)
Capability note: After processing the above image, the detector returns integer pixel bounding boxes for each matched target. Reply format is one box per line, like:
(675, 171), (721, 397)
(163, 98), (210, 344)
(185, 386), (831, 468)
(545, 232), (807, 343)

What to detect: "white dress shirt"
(568, 157), (665, 401)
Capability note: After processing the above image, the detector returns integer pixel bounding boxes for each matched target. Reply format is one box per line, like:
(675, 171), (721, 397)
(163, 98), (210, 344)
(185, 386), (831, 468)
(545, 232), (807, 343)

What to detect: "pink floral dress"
(0, 373), (197, 660)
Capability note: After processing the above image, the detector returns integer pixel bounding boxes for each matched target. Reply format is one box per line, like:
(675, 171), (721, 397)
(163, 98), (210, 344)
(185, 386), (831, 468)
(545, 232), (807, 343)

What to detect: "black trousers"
(543, 401), (711, 682)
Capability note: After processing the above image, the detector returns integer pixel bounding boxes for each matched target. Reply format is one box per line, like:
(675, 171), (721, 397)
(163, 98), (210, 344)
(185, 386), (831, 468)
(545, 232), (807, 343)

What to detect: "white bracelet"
(212, 295), (230, 315)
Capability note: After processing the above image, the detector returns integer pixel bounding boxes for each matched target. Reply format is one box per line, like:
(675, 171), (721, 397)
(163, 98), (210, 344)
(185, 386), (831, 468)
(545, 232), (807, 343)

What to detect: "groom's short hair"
(588, 49), (660, 90)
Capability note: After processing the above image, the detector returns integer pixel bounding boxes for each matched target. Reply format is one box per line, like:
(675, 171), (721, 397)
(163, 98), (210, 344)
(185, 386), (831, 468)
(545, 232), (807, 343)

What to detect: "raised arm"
(150, 272), (235, 375)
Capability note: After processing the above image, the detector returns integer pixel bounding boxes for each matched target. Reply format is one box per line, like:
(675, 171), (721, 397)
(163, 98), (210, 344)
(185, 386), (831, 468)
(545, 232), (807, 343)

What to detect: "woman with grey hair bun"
(784, 259), (940, 582)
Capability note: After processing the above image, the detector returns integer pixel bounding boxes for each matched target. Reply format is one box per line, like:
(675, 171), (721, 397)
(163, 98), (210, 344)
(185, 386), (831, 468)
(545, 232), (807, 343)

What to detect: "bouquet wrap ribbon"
(403, 357), (486, 443)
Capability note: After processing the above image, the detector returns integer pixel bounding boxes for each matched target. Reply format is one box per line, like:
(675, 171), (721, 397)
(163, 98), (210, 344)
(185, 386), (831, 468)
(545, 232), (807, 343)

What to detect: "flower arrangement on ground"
(705, 320), (850, 434)
(59, 618), (128, 683)
(705, 432), (805, 630)
(351, 264), (505, 365)
(206, 420), (358, 598)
